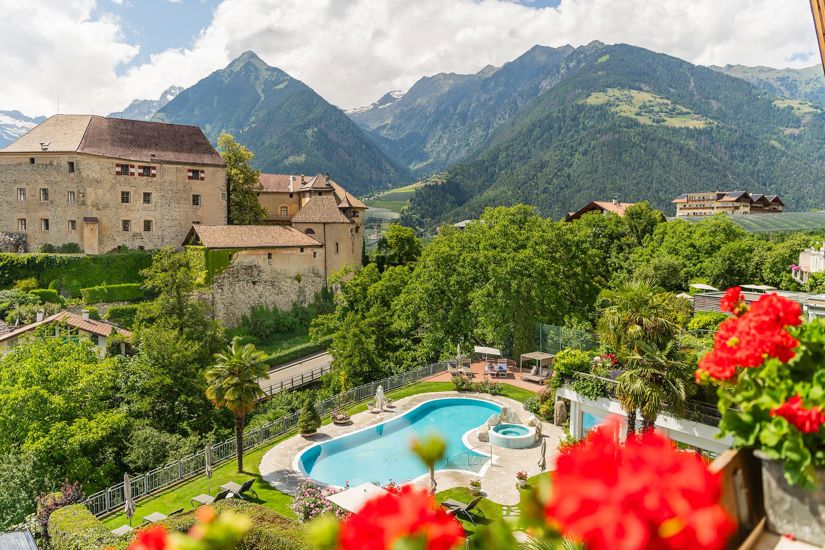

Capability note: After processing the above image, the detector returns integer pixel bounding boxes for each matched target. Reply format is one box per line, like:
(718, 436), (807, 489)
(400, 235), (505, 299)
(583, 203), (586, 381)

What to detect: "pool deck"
(259, 391), (565, 506)
(423, 361), (549, 392)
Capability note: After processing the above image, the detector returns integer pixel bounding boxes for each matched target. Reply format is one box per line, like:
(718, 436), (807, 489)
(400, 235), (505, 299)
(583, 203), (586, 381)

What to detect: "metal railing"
(259, 364), (333, 398)
(83, 361), (448, 518)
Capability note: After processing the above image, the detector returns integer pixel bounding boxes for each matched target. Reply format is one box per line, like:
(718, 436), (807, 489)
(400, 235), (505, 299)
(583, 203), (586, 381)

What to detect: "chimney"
(36, 309), (45, 322)
(300, 174), (305, 184)
(82, 309), (90, 321)
(612, 198), (619, 206)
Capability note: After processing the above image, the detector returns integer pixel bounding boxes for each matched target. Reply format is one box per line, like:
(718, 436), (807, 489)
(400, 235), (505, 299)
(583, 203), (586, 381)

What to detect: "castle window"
(317, 192), (322, 196)
(267, 253), (273, 260)
(68, 220), (76, 231)
(280, 206), (289, 217)
(221, 192), (227, 201)
(17, 188), (25, 202)
(17, 218), (26, 231)
(143, 220), (153, 232)
(68, 161), (75, 173)
(138, 166), (155, 177)
(335, 242), (339, 253)
(41, 218), (49, 231)
(40, 188), (48, 201)
(116, 164), (132, 176)
(67, 190), (76, 203)
(121, 219), (131, 232)
(305, 228), (315, 235)
(29, 157), (34, 164)
(192, 194), (201, 207)
(121, 191), (131, 204)
(187, 169), (203, 181)
(300, 247), (304, 253)
(289, 193), (293, 198)
(143, 192), (152, 204)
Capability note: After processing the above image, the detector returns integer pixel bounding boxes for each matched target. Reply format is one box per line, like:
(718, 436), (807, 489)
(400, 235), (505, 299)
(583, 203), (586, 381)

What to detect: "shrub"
(36, 481), (84, 541)
(569, 373), (611, 401)
(687, 311), (729, 333)
(104, 304), (139, 328)
(29, 288), (63, 304)
(0, 250), (152, 297)
(524, 397), (541, 415)
(4, 302), (61, 325)
(549, 348), (595, 389)
(83, 306), (101, 321)
(80, 283), (144, 304)
(291, 480), (346, 522)
(298, 398), (320, 435)
(13, 277), (39, 292)
(57, 242), (82, 254)
(265, 338), (331, 368)
(450, 376), (503, 395)
(451, 375), (475, 392)
(38, 243), (57, 253)
(125, 425), (201, 472)
(0, 290), (39, 317)
(48, 503), (117, 550)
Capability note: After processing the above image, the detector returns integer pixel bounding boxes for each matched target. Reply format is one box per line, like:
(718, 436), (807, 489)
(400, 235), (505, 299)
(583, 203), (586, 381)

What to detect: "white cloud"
(0, 0), (819, 116)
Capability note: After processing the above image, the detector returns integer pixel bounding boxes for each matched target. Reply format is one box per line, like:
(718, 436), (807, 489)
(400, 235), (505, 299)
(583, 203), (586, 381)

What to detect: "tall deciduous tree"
(218, 133), (266, 225)
(375, 224), (422, 270)
(205, 339), (269, 472)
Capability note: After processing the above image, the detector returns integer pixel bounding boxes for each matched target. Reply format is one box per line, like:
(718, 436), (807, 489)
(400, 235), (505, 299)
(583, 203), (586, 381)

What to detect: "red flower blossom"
(337, 485), (464, 550)
(720, 287), (745, 316)
(771, 395), (825, 434)
(546, 418), (734, 550)
(696, 293), (801, 382)
(128, 525), (168, 550)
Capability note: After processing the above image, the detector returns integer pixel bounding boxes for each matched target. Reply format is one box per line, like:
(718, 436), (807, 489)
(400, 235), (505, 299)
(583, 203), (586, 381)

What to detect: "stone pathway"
(258, 391), (565, 506)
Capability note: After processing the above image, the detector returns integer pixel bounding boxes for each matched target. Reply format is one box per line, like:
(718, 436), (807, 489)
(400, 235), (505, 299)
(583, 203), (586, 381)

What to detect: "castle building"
(672, 191), (784, 218)
(0, 115), (227, 254)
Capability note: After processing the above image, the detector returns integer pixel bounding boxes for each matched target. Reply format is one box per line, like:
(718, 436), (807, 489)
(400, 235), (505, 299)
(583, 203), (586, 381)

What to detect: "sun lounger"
(221, 479), (258, 500)
(442, 496), (486, 524)
(522, 367), (551, 385)
(141, 512), (167, 524)
(191, 489), (230, 507)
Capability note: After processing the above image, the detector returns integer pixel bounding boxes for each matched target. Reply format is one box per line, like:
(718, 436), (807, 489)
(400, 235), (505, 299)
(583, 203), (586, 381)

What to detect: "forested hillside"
(712, 64), (825, 107)
(155, 51), (411, 195)
(402, 43), (825, 226)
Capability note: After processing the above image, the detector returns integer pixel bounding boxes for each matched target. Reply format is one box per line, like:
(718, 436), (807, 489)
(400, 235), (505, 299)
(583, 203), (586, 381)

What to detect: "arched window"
(280, 206), (289, 217)
(305, 228), (315, 235)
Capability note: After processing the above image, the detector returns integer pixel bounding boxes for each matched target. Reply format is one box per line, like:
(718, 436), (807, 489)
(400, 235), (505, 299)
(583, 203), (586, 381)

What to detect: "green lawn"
(102, 380), (537, 531)
(257, 332), (311, 355)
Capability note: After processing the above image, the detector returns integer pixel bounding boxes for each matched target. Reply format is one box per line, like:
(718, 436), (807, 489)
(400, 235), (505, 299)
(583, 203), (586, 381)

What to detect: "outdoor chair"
(442, 496), (486, 524)
(222, 479), (259, 500)
(522, 367), (551, 385)
(111, 525), (134, 537)
(191, 489), (230, 507)
(483, 362), (496, 377)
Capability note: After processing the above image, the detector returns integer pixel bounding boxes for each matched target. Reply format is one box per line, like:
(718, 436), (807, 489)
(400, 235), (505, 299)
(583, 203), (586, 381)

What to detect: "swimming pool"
(296, 397), (501, 487)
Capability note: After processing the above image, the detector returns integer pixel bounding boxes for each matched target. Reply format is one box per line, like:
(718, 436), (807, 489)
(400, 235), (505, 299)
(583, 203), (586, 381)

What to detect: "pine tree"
(298, 398), (320, 435)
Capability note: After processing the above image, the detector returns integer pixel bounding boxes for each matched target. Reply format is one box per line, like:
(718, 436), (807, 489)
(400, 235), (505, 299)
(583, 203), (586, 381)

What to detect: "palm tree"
(205, 338), (269, 472)
(615, 340), (695, 435)
(597, 280), (680, 353)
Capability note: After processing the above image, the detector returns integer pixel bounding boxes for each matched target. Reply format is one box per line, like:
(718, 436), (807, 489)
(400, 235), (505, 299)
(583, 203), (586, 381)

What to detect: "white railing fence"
(83, 361), (448, 517)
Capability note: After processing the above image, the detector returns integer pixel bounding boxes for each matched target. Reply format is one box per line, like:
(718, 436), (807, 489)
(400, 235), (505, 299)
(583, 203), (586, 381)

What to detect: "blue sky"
(96, 0), (222, 73)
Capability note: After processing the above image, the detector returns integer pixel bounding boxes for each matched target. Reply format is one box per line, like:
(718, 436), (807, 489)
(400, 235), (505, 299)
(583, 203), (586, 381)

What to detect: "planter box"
(757, 452), (825, 546)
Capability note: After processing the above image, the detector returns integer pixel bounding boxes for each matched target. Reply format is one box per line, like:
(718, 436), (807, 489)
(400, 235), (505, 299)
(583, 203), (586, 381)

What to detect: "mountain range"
(0, 111), (46, 148)
(109, 86), (183, 121)
(6, 45), (825, 221)
(152, 52), (410, 195)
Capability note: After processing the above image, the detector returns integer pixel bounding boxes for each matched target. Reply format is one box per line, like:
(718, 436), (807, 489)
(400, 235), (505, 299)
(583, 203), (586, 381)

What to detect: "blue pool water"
(297, 398), (501, 487)
(582, 412), (602, 433)
(493, 423), (530, 436)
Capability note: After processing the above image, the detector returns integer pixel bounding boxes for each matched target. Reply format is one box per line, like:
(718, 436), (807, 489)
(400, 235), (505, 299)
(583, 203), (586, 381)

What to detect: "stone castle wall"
(208, 263), (325, 326)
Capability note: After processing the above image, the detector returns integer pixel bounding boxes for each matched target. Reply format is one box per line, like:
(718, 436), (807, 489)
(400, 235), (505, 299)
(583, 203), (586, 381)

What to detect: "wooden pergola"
(519, 351), (555, 373)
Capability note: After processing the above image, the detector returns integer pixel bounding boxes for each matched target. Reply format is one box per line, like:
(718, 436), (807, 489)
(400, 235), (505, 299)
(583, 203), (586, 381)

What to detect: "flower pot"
(517, 480), (527, 489)
(469, 485), (481, 496)
(756, 451), (825, 545)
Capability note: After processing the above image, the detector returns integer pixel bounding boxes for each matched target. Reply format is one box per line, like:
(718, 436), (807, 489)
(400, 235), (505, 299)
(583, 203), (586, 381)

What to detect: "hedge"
(81, 283), (144, 304)
(29, 288), (62, 304)
(0, 251), (152, 297)
(104, 304), (139, 329)
(48, 501), (308, 550)
(48, 504), (120, 550)
(265, 338), (331, 368)
(185, 246), (238, 285)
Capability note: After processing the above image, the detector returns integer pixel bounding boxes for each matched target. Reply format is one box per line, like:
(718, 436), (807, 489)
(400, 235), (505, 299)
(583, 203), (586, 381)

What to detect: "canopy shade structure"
(519, 351), (555, 373)
(327, 483), (389, 513)
(474, 346), (502, 357)
(739, 284), (776, 292)
(689, 283), (719, 292)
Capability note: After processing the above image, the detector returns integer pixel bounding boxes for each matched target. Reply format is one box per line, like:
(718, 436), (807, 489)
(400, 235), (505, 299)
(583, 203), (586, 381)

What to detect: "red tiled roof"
(186, 224), (322, 249)
(0, 310), (132, 343)
(291, 195), (353, 224)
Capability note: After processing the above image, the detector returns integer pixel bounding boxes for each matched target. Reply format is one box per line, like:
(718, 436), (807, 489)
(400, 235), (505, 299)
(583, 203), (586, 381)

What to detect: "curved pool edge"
(291, 396), (502, 489)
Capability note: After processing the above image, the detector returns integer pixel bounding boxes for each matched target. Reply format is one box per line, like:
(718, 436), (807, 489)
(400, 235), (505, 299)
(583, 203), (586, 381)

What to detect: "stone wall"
(208, 263), (325, 326)
(0, 153), (226, 253)
(0, 232), (26, 253)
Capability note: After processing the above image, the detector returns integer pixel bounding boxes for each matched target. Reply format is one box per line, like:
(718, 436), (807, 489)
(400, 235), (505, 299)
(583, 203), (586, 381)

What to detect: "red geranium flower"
(771, 395), (825, 434)
(720, 287), (745, 316)
(337, 485), (464, 550)
(546, 418), (734, 550)
(128, 525), (168, 550)
(696, 293), (801, 382)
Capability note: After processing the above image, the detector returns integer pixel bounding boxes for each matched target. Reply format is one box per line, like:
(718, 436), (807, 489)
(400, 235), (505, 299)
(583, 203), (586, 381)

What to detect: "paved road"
(258, 352), (332, 393)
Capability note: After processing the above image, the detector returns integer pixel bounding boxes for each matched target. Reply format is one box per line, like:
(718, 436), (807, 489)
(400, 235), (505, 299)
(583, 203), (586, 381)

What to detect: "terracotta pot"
(756, 451), (825, 545)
